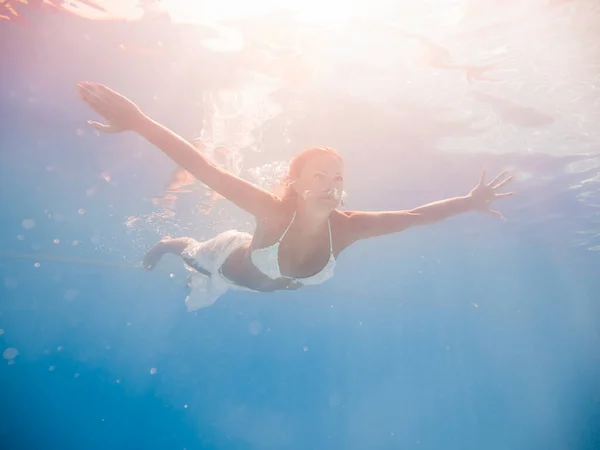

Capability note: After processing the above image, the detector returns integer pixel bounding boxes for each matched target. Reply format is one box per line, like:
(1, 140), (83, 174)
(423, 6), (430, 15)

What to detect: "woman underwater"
(77, 81), (516, 310)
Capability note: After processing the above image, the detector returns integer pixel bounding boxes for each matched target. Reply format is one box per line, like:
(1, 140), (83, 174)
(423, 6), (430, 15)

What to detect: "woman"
(77, 82), (515, 310)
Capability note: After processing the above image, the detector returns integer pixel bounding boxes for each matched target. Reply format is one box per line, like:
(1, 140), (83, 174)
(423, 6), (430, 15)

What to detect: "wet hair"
(281, 146), (344, 202)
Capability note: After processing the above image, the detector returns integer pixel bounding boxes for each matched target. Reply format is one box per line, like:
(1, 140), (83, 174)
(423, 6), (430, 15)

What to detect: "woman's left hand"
(468, 169), (516, 219)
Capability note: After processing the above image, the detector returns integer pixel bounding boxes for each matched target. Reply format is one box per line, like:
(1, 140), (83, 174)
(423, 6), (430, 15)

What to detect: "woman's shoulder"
(257, 200), (295, 228)
(330, 209), (355, 252)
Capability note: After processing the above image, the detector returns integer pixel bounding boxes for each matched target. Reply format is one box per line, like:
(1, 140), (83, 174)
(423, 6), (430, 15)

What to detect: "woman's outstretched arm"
(134, 116), (280, 218)
(343, 170), (515, 243)
(77, 81), (280, 219)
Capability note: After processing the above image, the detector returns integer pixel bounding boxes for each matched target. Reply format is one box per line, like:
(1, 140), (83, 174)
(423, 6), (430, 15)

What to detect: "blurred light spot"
(57, 346), (63, 352)
(72, 240), (80, 246)
(49, 366), (55, 371)
(74, 373), (80, 378)
(105, 345), (111, 350)
(76, 128), (86, 137)
(169, 273), (174, 278)
(565, 158), (600, 174)
(116, 378), (121, 384)
(3, 348), (18, 360)
(150, 368), (157, 375)
(53, 239), (60, 244)
(302, 346), (308, 352)
(21, 219), (35, 229)
(0, 329), (4, 335)
(86, 187), (97, 197)
(78, 209), (85, 215)
(4, 277), (18, 289)
(17, 235), (24, 241)
(34, 262), (40, 268)
(100, 172), (111, 182)
(7, 360), (15, 365)
(248, 321), (263, 335)
(184, 404), (188, 409)
(64, 289), (79, 301)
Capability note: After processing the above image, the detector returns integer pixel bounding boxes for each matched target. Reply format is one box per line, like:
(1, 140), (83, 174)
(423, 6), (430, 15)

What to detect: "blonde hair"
(280, 147), (343, 202)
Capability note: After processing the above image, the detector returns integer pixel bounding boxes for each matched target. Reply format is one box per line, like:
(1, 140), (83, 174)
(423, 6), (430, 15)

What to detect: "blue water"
(2, 4), (600, 450)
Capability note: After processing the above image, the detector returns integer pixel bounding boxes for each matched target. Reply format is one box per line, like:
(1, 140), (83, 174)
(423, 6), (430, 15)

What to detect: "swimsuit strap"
(279, 212), (333, 255)
(327, 219), (333, 254)
(278, 211), (297, 243)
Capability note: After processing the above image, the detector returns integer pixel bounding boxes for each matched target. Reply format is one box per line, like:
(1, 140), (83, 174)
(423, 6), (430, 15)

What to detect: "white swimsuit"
(250, 212), (336, 285)
(181, 212), (335, 311)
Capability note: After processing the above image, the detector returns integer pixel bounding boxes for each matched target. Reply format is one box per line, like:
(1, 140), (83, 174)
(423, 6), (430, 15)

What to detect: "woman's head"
(282, 146), (345, 210)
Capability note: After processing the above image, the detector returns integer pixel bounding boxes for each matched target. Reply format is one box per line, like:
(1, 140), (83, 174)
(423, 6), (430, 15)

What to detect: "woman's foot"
(142, 236), (196, 270)
(142, 236), (173, 270)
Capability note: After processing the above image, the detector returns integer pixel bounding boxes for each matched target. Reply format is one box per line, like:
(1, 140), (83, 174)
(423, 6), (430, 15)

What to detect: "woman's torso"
(221, 208), (347, 292)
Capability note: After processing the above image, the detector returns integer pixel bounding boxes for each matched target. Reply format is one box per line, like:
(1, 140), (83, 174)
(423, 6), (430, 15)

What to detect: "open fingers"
(487, 170), (510, 188)
(491, 175), (514, 190)
(495, 191), (516, 199)
(483, 208), (504, 220)
(78, 82), (110, 106)
(478, 168), (487, 186)
(88, 120), (121, 133)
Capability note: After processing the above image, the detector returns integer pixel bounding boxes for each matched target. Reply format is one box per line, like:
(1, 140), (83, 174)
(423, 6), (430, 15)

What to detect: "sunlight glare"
(161, 0), (370, 27)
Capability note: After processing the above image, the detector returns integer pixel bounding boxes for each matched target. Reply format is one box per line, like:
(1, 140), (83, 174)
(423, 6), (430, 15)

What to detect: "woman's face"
(292, 152), (345, 210)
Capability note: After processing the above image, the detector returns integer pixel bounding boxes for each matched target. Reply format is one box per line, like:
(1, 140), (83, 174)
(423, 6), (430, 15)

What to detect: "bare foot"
(142, 237), (173, 270)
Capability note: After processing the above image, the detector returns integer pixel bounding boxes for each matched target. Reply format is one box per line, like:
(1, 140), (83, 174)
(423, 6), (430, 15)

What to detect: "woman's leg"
(143, 237), (198, 270)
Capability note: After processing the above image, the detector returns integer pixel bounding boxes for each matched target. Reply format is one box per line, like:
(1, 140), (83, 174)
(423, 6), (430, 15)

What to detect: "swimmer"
(78, 81), (516, 310)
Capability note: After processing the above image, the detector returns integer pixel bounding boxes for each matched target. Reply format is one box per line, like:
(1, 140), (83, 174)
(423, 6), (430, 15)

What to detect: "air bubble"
(3, 348), (19, 360)
(21, 219), (35, 229)
(64, 289), (79, 301)
(248, 321), (263, 335)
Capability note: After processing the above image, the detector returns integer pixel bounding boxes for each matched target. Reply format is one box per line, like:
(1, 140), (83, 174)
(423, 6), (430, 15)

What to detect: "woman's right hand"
(77, 81), (147, 133)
